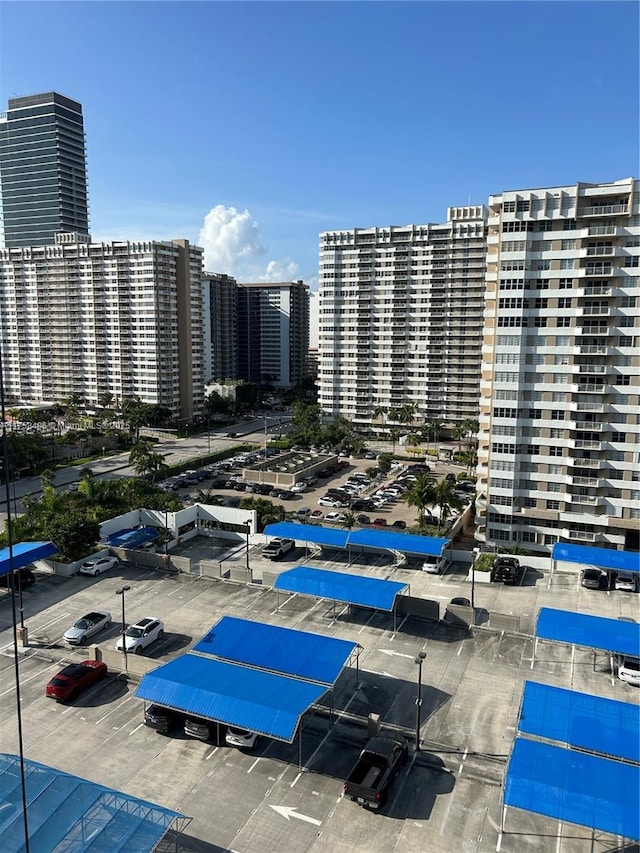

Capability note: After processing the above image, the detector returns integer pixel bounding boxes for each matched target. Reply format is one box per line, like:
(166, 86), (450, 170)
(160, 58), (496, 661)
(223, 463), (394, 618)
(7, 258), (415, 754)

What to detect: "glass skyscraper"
(0, 92), (89, 248)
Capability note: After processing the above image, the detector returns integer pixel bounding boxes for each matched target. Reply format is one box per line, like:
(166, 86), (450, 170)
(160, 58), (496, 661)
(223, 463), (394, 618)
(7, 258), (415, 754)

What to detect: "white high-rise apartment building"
(476, 178), (640, 554)
(318, 207), (487, 429)
(0, 234), (204, 419)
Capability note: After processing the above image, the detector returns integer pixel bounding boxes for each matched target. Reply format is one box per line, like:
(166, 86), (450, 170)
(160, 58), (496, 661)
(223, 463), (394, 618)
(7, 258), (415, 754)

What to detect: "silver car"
(64, 611), (112, 645)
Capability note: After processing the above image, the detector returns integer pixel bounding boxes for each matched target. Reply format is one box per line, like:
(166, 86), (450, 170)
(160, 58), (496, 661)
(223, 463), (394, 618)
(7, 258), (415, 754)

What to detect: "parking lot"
(1, 541), (638, 853)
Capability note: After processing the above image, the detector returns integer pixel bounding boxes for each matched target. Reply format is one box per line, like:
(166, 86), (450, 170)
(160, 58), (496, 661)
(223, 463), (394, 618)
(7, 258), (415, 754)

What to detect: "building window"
(557, 317), (571, 327)
(546, 500), (560, 510)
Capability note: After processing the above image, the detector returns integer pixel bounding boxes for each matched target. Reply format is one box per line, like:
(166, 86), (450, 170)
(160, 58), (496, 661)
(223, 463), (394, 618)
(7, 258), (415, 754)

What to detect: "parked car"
(449, 597), (471, 607)
(491, 556), (522, 584)
(392, 520), (407, 529)
(372, 518), (388, 527)
(46, 660), (108, 701)
(115, 617), (164, 654)
(184, 715), (216, 741)
(144, 704), (185, 734)
(343, 736), (408, 809)
(303, 475), (318, 486)
(0, 567), (36, 589)
(310, 509), (324, 520)
(615, 572), (639, 593)
(445, 473), (456, 483)
(79, 556), (119, 577)
(350, 499), (374, 512)
(63, 610), (112, 645)
(225, 727), (259, 749)
(581, 568), (604, 589)
(618, 655), (640, 685)
(356, 514), (371, 525)
(325, 512), (347, 523)
(318, 497), (345, 508)
(296, 507), (312, 517)
(262, 538), (295, 559)
(290, 482), (307, 493)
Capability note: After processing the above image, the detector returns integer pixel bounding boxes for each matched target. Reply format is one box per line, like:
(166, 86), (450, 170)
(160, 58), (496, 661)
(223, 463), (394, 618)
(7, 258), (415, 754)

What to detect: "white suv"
(115, 617), (164, 654)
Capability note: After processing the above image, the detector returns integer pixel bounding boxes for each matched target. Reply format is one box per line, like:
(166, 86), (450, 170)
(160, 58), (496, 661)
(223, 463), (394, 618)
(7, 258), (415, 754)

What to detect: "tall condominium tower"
(237, 281), (310, 388)
(0, 92), (90, 248)
(318, 207), (487, 429)
(203, 272), (239, 382)
(476, 178), (639, 554)
(0, 235), (204, 419)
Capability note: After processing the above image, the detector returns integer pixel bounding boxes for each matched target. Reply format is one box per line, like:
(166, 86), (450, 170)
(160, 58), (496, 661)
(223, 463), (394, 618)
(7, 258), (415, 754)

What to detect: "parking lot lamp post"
(471, 548), (479, 615)
(116, 585), (131, 672)
(243, 521), (250, 572)
(414, 651), (426, 751)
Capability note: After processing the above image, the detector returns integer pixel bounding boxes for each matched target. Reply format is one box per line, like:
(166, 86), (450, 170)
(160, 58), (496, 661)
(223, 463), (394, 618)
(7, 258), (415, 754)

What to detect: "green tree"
(40, 468), (56, 490)
(404, 474), (437, 526)
(46, 513), (101, 562)
(128, 440), (167, 481)
(452, 423), (467, 453)
(239, 497), (284, 531)
(98, 391), (114, 409)
(389, 428), (401, 454)
(430, 479), (464, 533)
(398, 403), (416, 428)
(462, 418), (479, 450)
(425, 418), (445, 454)
(377, 452), (393, 475)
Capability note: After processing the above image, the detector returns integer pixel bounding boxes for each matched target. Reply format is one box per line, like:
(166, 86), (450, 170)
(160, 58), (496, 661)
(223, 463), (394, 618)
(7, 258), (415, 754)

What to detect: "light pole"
(471, 548), (478, 616)
(243, 521), (250, 572)
(414, 651), (426, 751)
(116, 585), (131, 672)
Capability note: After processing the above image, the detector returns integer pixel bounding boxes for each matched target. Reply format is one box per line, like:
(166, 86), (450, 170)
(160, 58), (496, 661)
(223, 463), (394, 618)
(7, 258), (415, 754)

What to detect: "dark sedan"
(45, 660), (108, 701)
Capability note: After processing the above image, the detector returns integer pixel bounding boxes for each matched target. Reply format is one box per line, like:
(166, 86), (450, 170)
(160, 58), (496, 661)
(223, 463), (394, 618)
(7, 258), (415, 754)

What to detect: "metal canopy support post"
(298, 717), (303, 772)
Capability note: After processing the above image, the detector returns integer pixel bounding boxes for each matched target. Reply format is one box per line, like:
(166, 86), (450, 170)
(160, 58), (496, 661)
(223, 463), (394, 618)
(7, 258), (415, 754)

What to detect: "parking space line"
(247, 757), (260, 773)
(357, 610), (377, 634)
(290, 771), (302, 787)
(95, 694), (133, 724)
(390, 615), (408, 638)
(205, 746), (219, 760)
(0, 659), (63, 697)
(129, 722), (144, 736)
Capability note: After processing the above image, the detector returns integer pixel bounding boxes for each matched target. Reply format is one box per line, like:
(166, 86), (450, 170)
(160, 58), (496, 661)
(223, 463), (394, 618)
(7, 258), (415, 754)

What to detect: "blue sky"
(1, 1), (638, 285)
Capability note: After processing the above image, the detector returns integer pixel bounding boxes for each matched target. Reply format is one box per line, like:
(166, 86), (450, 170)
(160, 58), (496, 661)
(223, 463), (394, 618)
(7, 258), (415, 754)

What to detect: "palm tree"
(372, 405), (386, 425)
(404, 474), (437, 526)
(452, 423), (467, 454)
(389, 428), (401, 454)
(428, 418), (445, 454)
(463, 418), (479, 450)
(387, 407), (400, 425)
(40, 468), (56, 490)
(407, 431), (422, 458)
(129, 440), (167, 481)
(460, 449), (477, 476)
(98, 391), (114, 410)
(430, 479), (464, 533)
(398, 403), (416, 429)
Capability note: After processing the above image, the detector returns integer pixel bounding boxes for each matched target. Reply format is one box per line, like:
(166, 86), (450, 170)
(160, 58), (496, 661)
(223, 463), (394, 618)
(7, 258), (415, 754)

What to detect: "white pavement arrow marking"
(379, 649), (415, 659)
(270, 805), (322, 826)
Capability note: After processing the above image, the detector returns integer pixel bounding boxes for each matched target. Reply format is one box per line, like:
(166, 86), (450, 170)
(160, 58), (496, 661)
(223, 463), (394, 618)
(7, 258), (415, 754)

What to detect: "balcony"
(583, 265), (613, 277)
(586, 246), (614, 256)
(587, 225), (618, 236)
(570, 457), (600, 468)
(580, 305), (610, 316)
(578, 344), (608, 355)
(577, 364), (607, 374)
(576, 383), (605, 393)
(573, 439), (601, 450)
(571, 475), (599, 487)
(581, 204), (628, 217)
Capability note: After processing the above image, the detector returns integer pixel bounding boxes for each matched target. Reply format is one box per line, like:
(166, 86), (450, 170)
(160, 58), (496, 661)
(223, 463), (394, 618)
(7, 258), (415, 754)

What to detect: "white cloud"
(197, 204), (301, 282)
(198, 205), (266, 275)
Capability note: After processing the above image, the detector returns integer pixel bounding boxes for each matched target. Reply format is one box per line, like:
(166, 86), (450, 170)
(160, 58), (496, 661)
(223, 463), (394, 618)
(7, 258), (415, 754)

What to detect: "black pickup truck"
(343, 736), (408, 809)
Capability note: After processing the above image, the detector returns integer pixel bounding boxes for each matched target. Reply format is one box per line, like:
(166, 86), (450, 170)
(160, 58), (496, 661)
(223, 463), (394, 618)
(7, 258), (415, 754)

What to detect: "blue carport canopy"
(0, 541), (56, 578)
(274, 566), (409, 612)
(134, 655), (327, 743)
(519, 680), (640, 764)
(0, 753), (183, 853)
(263, 522), (449, 557)
(349, 529), (449, 556)
(106, 526), (158, 548)
(552, 542), (640, 574)
(504, 737), (640, 840)
(192, 615), (358, 685)
(536, 607), (640, 657)
(264, 521), (348, 548)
